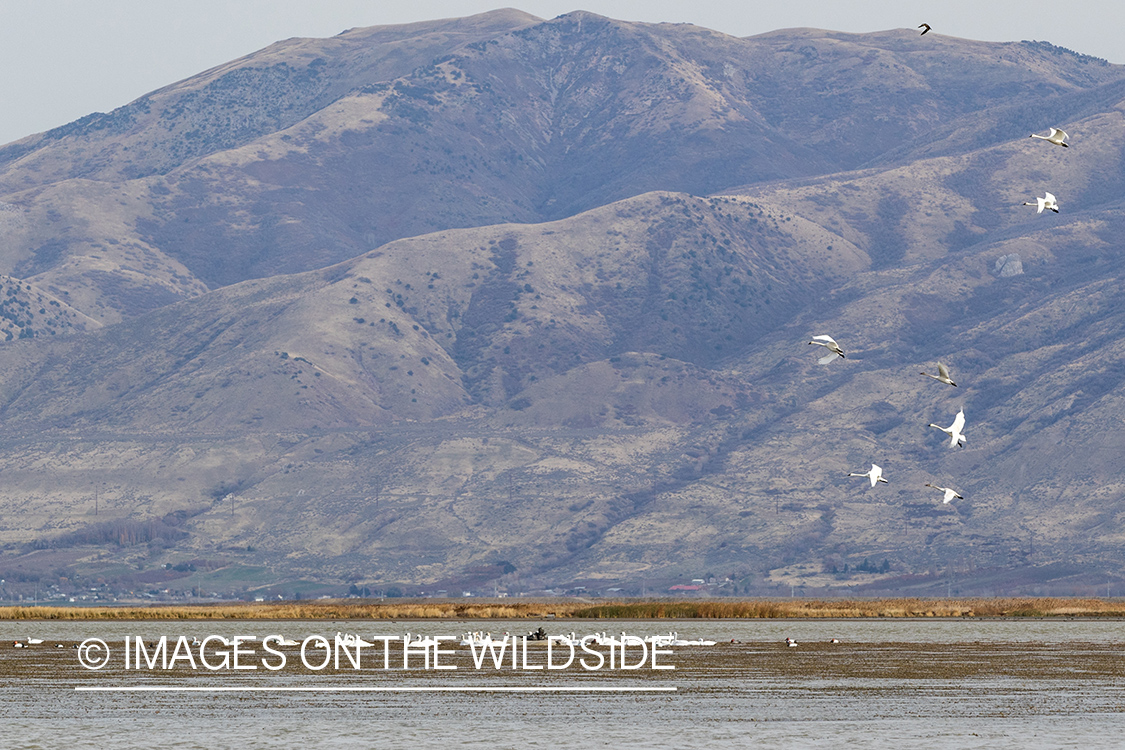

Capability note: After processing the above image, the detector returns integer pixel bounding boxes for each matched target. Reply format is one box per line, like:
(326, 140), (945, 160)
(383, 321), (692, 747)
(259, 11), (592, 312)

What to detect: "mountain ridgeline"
(1, 11), (1125, 597)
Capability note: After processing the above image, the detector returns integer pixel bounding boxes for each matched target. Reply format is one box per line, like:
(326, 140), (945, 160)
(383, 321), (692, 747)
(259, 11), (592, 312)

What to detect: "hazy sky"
(1, 0), (1121, 146)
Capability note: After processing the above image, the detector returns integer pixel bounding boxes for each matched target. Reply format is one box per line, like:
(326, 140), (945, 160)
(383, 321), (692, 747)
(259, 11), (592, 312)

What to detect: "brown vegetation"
(0, 600), (578, 621)
(569, 598), (1125, 619)
(3, 597), (1124, 621)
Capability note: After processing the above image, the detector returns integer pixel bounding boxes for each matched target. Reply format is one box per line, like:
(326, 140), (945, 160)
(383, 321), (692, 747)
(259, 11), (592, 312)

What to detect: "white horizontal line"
(75, 685), (677, 693)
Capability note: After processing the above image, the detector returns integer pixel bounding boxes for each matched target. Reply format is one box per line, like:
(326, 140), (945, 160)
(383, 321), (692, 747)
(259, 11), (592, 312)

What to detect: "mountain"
(3, 14), (1122, 315)
(1, 11), (1125, 598)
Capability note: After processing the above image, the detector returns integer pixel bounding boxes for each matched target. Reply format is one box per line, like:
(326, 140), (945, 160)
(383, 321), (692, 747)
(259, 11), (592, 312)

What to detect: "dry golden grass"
(2, 597), (1125, 621)
(570, 597), (1125, 619)
(0, 600), (582, 621)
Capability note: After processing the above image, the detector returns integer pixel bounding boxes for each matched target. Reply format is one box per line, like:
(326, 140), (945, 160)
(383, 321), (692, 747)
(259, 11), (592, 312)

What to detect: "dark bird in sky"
(918, 23), (931, 35)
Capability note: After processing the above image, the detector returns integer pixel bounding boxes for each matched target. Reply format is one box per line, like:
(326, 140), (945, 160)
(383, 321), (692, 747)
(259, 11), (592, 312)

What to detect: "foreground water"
(2, 618), (1123, 748)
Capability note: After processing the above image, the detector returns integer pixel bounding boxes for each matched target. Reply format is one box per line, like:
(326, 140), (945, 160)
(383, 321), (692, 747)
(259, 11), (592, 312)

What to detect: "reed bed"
(570, 597), (1125, 619)
(2, 596), (1125, 621)
(0, 601), (581, 621)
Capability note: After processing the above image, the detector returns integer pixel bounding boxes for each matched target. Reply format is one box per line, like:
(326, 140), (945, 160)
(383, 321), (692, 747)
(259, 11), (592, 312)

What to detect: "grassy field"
(2, 597), (1124, 621)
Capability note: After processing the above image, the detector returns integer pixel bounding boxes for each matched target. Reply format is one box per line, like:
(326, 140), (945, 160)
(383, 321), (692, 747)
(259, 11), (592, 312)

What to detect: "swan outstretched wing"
(810, 334), (843, 361)
(848, 465), (882, 486)
(869, 464), (884, 486)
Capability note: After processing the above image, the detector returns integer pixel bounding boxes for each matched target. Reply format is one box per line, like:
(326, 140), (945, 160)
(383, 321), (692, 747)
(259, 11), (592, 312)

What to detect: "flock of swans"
(807, 113), (1072, 506)
(918, 27), (1069, 212)
(1025, 127), (1068, 213)
(825, 353), (967, 497)
(810, 331), (966, 499)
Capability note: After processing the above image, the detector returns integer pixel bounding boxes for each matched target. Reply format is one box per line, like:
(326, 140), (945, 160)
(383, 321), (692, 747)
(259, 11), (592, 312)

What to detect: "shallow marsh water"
(1, 618), (1123, 748)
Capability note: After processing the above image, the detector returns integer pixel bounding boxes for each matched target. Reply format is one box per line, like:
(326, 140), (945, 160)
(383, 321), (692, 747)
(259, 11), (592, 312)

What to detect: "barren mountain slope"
(0, 16), (1124, 595)
(0, 190), (862, 434)
(0, 189), (868, 585)
(0, 9), (542, 190)
(2, 14), (1122, 324)
(4, 180), (1125, 590)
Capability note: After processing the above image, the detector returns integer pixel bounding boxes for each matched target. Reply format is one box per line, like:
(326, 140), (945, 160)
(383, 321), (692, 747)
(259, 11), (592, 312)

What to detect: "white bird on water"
(1023, 192), (1059, 214)
(921, 362), (957, 387)
(848, 463), (888, 487)
(808, 335), (845, 364)
(925, 483), (964, 504)
(1029, 127), (1069, 147)
(929, 408), (966, 447)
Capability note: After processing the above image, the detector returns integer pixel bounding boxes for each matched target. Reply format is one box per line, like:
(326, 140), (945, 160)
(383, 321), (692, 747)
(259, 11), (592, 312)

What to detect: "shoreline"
(2, 596), (1124, 621)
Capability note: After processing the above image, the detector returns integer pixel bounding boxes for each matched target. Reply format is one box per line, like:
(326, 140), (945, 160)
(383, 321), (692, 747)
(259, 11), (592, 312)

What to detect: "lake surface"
(2, 618), (1123, 748)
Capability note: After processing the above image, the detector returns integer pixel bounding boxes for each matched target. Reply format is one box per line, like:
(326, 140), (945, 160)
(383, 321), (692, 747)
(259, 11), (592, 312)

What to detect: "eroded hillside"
(1, 12), (1123, 597)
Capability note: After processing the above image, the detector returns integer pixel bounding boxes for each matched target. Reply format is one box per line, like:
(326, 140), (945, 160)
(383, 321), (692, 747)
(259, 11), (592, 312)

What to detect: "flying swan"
(1023, 192), (1059, 214)
(1029, 127), (1069, 147)
(848, 463), (888, 487)
(921, 362), (957, 387)
(809, 335), (845, 364)
(925, 483), (963, 504)
(929, 408), (966, 447)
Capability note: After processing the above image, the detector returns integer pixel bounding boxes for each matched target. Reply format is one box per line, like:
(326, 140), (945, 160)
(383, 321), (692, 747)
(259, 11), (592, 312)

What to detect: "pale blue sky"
(1, 0), (1120, 146)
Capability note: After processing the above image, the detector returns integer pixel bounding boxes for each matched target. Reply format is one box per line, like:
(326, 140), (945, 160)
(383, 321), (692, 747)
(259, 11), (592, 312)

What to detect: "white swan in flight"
(929, 408), (966, 447)
(925, 483), (963, 504)
(1023, 192), (1059, 214)
(921, 362), (956, 387)
(1029, 127), (1069, 147)
(848, 463), (888, 487)
(808, 334), (845, 364)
